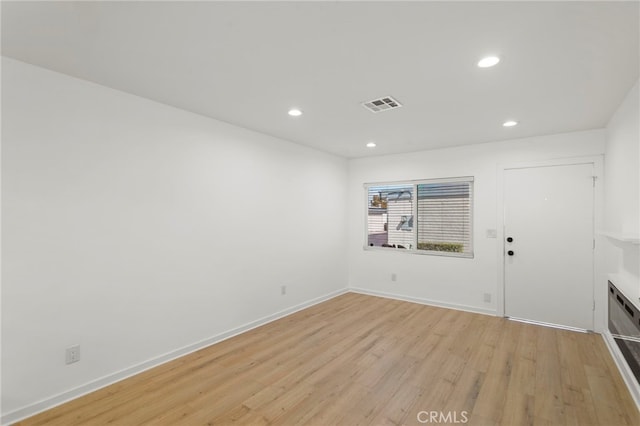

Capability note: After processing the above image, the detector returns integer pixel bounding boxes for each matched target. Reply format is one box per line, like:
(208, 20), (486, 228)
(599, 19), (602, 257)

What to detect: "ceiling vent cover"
(361, 96), (403, 113)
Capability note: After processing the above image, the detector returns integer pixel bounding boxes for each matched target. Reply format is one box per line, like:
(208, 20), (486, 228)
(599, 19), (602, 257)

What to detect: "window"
(366, 177), (474, 257)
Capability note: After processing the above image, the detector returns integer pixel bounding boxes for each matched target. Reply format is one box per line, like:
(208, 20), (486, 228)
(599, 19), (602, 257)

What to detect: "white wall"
(604, 80), (640, 300)
(348, 130), (605, 315)
(1, 57), (348, 420)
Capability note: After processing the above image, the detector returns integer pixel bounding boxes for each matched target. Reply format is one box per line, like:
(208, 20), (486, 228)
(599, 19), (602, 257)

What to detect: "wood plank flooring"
(17, 293), (640, 425)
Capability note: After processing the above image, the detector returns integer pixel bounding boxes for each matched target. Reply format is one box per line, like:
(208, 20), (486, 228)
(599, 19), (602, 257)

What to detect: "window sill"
(363, 245), (474, 259)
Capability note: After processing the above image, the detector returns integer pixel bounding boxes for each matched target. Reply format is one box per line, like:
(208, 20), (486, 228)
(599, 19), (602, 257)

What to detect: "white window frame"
(364, 176), (474, 258)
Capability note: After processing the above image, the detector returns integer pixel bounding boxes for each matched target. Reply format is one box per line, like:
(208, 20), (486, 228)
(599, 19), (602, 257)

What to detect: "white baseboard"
(602, 330), (640, 410)
(1, 288), (348, 425)
(349, 287), (497, 316)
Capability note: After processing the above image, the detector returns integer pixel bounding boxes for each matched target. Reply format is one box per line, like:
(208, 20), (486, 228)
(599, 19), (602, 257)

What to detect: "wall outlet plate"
(66, 345), (80, 364)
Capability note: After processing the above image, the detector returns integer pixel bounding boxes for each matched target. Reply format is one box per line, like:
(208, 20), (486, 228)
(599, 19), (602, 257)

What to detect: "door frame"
(496, 155), (605, 332)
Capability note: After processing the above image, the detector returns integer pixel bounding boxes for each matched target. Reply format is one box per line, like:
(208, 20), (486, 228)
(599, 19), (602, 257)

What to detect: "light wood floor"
(18, 293), (640, 425)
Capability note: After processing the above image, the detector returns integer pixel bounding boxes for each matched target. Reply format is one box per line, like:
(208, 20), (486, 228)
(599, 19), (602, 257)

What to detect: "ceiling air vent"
(361, 96), (403, 113)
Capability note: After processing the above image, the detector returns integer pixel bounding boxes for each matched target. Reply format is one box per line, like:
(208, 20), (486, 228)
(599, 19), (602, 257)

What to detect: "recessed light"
(366, 142), (377, 148)
(288, 108), (302, 117)
(503, 120), (518, 127)
(478, 56), (500, 68)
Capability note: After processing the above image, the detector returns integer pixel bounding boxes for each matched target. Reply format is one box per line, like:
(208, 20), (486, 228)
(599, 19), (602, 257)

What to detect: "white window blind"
(365, 177), (473, 258)
(416, 178), (473, 255)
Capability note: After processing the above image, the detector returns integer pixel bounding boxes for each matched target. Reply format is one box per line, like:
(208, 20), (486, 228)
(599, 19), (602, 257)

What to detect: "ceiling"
(2, 1), (638, 158)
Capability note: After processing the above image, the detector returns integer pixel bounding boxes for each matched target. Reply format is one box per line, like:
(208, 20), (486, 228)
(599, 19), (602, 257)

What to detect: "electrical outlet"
(66, 345), (80, 365)
(281, 285), (287, 295)
(391, 273), (397, 282)
(483, 293), (492, 303)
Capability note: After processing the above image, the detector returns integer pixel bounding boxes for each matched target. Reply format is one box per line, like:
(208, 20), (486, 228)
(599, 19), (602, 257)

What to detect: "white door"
(504, 163), (594, 330)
